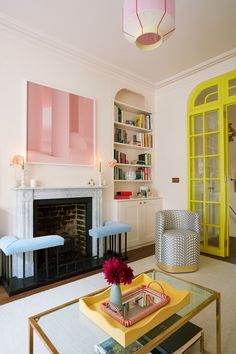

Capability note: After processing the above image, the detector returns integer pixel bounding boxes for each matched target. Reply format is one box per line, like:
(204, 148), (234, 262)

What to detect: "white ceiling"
(0, 0), (236, 85)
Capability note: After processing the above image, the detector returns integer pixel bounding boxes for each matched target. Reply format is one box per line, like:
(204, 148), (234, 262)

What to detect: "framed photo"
(27, 81), (95, 166)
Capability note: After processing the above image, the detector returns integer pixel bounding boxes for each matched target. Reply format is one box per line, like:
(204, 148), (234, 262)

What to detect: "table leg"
(29, 321), (34, 354)
(216, 294), (221, 354)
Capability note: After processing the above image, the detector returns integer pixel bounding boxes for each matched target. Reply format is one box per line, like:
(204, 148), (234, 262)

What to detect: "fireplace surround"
(14, 186), (104, 278)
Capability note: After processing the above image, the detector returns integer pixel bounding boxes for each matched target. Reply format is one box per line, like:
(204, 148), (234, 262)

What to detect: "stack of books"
(114, 191), (132, 199)
(95, 317), (202, 354)
(139, 315), (203, 354)
(151, 321), (203, 353)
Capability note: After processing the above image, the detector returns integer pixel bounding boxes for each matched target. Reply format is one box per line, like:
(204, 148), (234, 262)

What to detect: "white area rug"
(0, 255), (235, 354)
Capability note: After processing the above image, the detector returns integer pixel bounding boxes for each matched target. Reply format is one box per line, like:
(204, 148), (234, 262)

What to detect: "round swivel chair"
(155, 210), (200, 273)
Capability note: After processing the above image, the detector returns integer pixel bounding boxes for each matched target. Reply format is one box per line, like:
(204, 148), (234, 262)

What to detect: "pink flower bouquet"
(10, 154), (25, 170)
(103, 257), (134, 285)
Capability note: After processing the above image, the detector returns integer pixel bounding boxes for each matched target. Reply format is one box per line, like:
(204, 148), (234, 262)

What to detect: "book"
(94, 337), (145, 354)
(117, 191), (132, 196)
(114, 195), (130, 199)
(139, 314), (202, 354)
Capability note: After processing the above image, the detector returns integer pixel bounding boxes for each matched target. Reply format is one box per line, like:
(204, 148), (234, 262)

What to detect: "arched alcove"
(115, 88), (146, 110)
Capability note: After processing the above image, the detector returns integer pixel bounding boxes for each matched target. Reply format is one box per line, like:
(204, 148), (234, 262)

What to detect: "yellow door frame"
(188, 70), (236, 257)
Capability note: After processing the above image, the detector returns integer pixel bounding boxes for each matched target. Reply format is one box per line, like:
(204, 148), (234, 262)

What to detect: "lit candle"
(99, 159), (102, 173)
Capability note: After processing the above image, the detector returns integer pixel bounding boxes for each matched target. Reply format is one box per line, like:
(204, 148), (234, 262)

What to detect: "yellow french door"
(188, 71), (236, 257)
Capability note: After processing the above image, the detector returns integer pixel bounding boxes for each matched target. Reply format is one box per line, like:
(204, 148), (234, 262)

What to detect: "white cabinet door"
(118, 200), (140, 249)
(139, 199), (162, 244)
(116, 198), (162, 249)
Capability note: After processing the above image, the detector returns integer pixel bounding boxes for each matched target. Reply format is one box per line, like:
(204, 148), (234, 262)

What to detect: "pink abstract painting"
(27, 82), (95, 165)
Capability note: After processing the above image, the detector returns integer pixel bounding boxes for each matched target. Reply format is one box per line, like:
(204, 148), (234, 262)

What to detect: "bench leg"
(34, 251), (38, 281)
(108, 236), (111, 250)
(114, 234), (117, 253)
(97, 238), (99, 265)
(111, 235), (114, 251)
(6, 255), (9, 282)
(118, 233), (122, 257)
(9, 255), (13, 289)
(56, 247), (59, 276)
(104, 237), (107, 255)
(45, 249), (49, 279)
(23, 253), (26, 283)
(1, 251), (4, 279)
(125, 232), (128, 259)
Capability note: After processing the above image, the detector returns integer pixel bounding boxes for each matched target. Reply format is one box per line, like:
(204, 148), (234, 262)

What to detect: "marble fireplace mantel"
(15, 186), (104, 240)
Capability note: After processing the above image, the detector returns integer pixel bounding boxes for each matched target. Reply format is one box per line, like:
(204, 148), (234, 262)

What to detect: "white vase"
(20, 169), (25, 187)
(110, 284), (122, 312)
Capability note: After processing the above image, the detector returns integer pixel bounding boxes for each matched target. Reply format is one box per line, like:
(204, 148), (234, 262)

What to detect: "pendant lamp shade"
(123, 0), (175, 50)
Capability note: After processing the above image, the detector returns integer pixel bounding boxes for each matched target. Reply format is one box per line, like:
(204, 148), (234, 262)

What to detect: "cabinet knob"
(139, 202), (142, 205)
(143, 201), (146, 204)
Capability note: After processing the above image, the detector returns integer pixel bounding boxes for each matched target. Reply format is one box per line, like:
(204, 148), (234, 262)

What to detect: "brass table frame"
(28, 269), (221, 354)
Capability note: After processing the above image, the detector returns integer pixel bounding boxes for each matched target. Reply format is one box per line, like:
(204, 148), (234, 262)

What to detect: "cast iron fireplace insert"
(33, 197), (94, 278)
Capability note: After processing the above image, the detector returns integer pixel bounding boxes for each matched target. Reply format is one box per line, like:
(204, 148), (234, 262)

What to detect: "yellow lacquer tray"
(79, 273), (190, 347)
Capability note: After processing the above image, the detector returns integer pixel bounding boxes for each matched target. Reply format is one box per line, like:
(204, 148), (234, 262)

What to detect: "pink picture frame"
(27, 82), (95, 166)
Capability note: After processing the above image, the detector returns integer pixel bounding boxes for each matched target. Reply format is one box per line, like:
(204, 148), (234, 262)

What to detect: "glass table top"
(31, 269), (219, 354)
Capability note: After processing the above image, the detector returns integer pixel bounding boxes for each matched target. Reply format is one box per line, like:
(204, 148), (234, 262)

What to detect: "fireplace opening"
(33, 197), (92, 276)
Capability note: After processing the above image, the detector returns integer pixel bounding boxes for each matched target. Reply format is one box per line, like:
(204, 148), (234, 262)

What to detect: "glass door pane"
(205, 111), (218, 131)
(206, 134), (219, 155)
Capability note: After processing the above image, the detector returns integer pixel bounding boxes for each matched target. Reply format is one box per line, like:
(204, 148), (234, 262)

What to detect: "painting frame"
(26, 81), (96, 167)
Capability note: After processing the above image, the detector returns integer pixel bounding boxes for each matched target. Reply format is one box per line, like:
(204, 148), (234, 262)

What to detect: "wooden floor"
(1, 238), (236, 305)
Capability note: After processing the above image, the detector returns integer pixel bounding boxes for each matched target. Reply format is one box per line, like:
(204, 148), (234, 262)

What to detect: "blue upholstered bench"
(88, 222), (132, 263)
(0, 235), (64, 285)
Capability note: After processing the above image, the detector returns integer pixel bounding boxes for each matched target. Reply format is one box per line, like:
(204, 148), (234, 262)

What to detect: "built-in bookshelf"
(113, 99), (153, 197)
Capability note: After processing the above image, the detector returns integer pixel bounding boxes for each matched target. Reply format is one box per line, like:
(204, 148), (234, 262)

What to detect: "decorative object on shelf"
(107, 159), (117, 168)
(140, 185), (149, 197)
(115, 191), (132, 200)
(103, 257), (134, 311)
(10, 154), (26, 187)
(88, 178), (95, 186)
(122, 0), (175, 51)
(30, 179), (37, 188)
(125, 171), (136, 180)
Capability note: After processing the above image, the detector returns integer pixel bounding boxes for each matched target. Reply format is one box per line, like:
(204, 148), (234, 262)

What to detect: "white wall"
(0, 28), (154, 235)
(154, 55), (236, 210)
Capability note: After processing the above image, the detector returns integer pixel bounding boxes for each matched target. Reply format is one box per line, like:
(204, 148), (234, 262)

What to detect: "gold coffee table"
(29, 269), (221, 354)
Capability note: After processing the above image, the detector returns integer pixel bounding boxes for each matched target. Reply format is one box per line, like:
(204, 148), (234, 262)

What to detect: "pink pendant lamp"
(123, 0), (175, 50)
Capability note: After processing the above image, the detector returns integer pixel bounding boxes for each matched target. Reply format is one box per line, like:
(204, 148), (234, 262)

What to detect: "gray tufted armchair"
(155, 210), (200, 273)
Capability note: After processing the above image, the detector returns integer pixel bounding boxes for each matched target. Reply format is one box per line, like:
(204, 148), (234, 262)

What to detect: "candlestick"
(98, 172), (102, 186)
(99, 159), (102, 173)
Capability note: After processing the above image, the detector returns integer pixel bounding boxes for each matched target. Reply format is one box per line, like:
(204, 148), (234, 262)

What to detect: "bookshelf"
(112, 90), (161, 250)
(114, 99), (153, 197)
